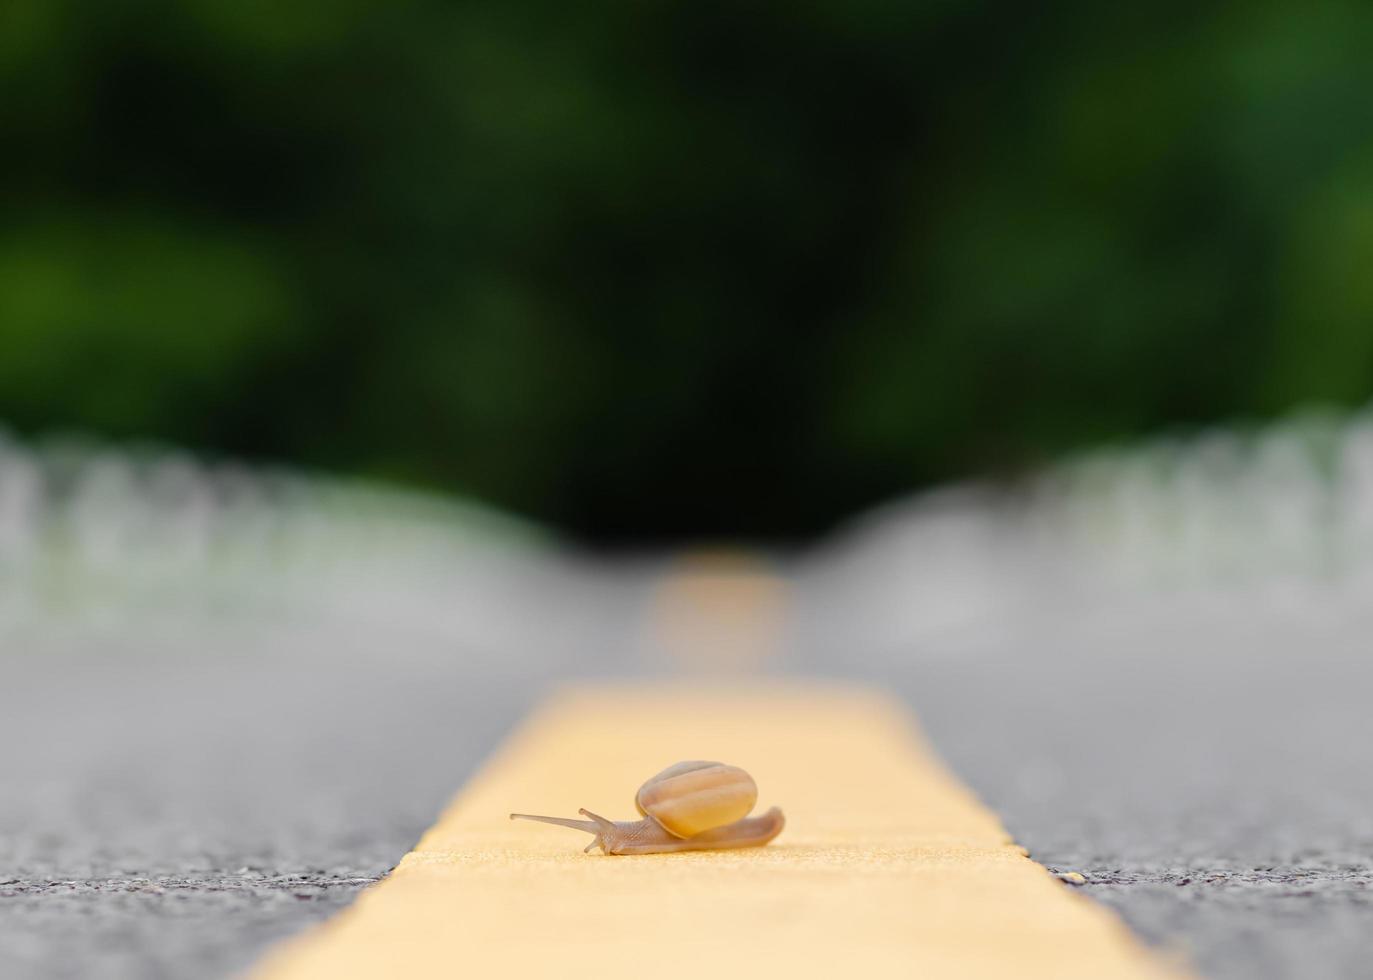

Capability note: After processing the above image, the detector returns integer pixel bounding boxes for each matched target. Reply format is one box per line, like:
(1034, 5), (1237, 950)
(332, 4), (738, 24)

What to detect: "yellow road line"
(648, 552), (788, 672)
(251, 684), (1188, 980)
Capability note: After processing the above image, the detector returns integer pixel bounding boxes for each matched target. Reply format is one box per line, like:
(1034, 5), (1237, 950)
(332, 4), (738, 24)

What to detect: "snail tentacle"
(577, 809), (619, 854)
(509, 813), (600, 835)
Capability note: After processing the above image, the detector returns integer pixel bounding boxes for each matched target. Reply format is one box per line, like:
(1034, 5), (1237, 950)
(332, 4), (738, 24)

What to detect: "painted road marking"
(648, 552), (788, 673)
(251, 684), (1188, 980)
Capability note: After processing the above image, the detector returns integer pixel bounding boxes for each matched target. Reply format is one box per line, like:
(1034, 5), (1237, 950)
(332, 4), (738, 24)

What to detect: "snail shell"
(510, 759), (784, 855)
(635, 761), (757, 838)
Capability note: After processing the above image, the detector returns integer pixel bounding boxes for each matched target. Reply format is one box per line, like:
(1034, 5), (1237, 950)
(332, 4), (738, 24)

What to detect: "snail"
(510, 760), (785, 854)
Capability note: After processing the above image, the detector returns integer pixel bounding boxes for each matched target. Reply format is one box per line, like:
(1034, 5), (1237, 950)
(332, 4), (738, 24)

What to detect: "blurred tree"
(2, 0), (1373, 542)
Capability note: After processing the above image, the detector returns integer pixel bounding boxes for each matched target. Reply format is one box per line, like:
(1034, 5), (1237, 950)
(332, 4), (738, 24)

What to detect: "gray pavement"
(882, 625), (1373, 980)
(0, 639), (538, 980)
(790, 496), (1373, 979)
(3, 425), (1373, 979)
(4, 595), (1370, 980)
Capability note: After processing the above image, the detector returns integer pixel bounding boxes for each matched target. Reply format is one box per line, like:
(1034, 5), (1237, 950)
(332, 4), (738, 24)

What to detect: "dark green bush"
(3, 0), (1372, 540)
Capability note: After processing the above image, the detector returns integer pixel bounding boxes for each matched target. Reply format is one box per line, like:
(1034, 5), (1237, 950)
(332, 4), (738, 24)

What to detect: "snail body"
(510, 760), (785, 855)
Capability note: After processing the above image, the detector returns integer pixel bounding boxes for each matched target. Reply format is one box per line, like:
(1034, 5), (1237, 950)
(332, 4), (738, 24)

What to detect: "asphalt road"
(0, 635), (532, 980)
(867, 615), (1373, 980)
(4, 580), (1371, 980)
(3, 429), (1372, 979)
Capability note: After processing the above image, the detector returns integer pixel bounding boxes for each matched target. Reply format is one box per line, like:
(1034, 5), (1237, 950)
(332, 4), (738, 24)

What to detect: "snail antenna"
(509, 813), (600, 835)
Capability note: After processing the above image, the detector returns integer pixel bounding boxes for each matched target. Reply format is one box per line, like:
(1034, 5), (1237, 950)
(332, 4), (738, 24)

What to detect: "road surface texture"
(253, 688), (1182, 980)
(2, 419), (1372, 978)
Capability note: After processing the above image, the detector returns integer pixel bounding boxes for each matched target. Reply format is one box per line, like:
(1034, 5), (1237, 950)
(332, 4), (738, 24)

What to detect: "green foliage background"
(3, 0), (1373, 540)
